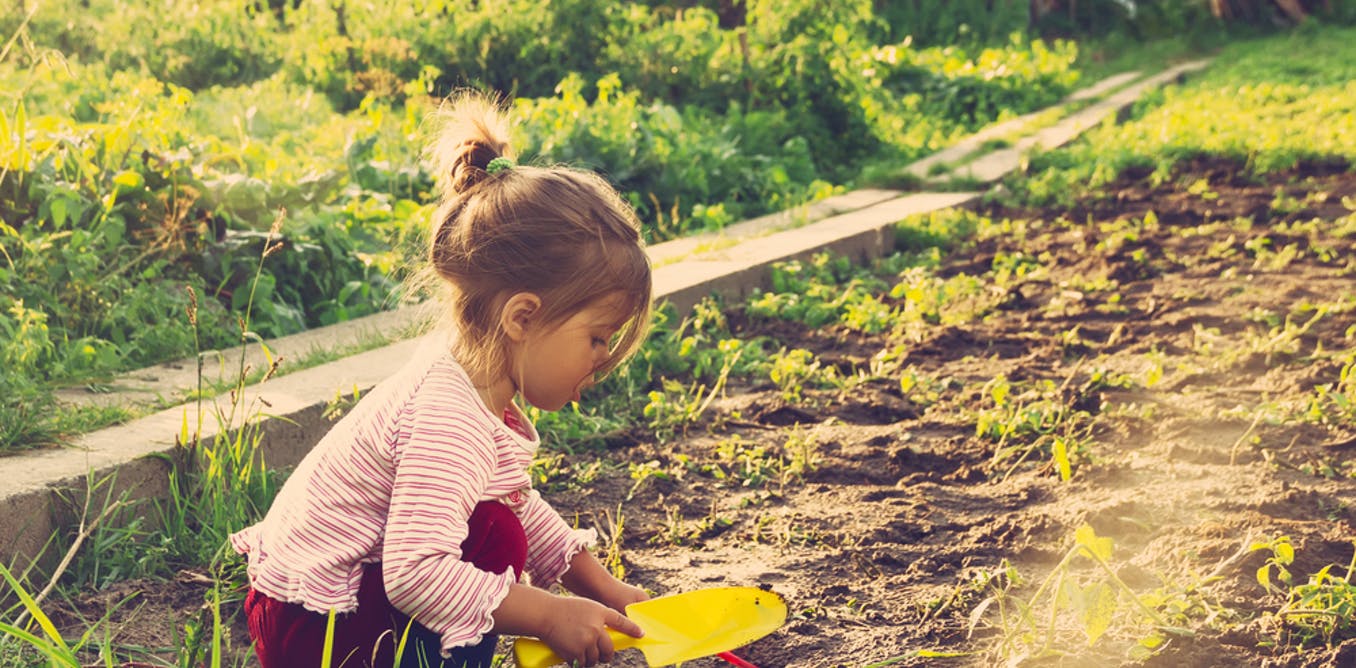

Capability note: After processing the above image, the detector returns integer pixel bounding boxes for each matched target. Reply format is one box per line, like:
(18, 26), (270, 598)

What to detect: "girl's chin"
(526, 389), (582, 412)
(539, 397), (574, 412)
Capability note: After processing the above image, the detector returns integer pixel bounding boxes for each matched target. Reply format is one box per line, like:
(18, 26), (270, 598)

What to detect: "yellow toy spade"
(513, 587), (787, 668)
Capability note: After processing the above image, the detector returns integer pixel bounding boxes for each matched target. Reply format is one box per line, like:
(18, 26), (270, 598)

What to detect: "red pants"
(245, 501), (528, 668)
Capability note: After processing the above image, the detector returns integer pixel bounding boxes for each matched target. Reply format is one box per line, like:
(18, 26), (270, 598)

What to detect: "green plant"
(768, 348), (835, 403)
(1252, 535), (1297, 594)
(642, 338), (746, 441)
(0, 561), (102, 667)
(1253, 537), (1356, 649)
(973, 375), (1096, 482)
(971, 525), (1190, 663)
(1303, 352), (1356, 425)
(653, 505), (694, 547)
(713, 434), (781, 489)
(598, 505), (629, 580)
(1271, 543), (1356, 648)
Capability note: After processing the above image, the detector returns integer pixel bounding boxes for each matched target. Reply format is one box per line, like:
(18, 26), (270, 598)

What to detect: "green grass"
(1001, 25), (1356, 208)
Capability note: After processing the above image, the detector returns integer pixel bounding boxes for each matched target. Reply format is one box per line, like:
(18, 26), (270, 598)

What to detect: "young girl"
(231, 93), (653, 668)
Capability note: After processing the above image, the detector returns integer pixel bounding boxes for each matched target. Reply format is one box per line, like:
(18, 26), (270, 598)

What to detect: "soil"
(48, 160), (1356, 667)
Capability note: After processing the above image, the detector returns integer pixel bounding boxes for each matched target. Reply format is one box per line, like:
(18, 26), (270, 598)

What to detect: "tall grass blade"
(0, 562), (68, 650)
(0, 621), (78, 666)
(321, 608), (336, 668)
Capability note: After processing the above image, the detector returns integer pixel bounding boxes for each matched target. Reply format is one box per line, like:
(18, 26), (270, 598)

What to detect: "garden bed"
(46, 159), (1356, 666)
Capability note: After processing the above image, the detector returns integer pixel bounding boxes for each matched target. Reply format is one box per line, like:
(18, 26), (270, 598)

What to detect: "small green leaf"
(1077, 581), (1118, 644)
(1257, 564), (1272, 590)
(112, 170), (144, 190)
(1275, 541), (1295, 565)
(1053, 437), (1072, 481)
(50, 197), (68, 228)
(1075, 524), (1114, 561)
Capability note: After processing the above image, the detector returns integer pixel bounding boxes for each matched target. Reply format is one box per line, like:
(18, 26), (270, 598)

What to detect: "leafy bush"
(877, 0), (1029, 46)
(0, 64), (404, 389)
(515, 74), (823, 239)
(37, 0), (286, 90)
(599, 4), (746, 110)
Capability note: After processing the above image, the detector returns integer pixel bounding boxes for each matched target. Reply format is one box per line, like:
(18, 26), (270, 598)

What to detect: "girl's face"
(515, 293), (630, 411)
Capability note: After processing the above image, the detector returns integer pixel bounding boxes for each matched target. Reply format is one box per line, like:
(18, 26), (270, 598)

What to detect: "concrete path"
(0, 60), (1210, 570)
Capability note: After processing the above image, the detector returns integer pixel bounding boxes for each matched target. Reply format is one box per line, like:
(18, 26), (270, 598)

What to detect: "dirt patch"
(49, 162), (1356, 667)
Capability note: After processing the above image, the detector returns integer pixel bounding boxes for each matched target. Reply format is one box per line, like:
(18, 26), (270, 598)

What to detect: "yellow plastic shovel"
(513, 587), (786, 668)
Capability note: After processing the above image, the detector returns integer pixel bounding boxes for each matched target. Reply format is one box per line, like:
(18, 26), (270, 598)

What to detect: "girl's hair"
(423, 92), (652, 384)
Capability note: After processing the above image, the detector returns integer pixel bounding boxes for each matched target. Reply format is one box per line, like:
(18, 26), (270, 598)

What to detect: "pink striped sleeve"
(381, 381), (516, 653)
(519, 489), (597, 588)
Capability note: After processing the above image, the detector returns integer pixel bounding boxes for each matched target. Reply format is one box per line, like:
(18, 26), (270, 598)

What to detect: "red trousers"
(244, 501), (528, 668)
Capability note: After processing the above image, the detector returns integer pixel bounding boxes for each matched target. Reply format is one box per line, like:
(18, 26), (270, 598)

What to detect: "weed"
(971, 525), (1189, 663)
(598, 506), (628, 581)
(713, 435), (781, 489)
(896, 364), (949, 406)
(0, 561), (103, 666)
(972, 374), (1096, 482)
(653, 505), (693, 547)
(529, 453), (607, 493)
(3, 214), (287, 665)
(323, 383), (364, 422)
(1186, 178), (1218, 201)
(1251, 535), (1296, 593)
(625, 460), (670, 501)
(768, 348), (836, 404)
(1255, 538), (1356, 648)
(1303, 351), (1356, 426)
(780, 426), (823, 485)
(1270, 187), (1306, 216)
(642, 339), (746, 441)
(1245, 235), (1303, 271)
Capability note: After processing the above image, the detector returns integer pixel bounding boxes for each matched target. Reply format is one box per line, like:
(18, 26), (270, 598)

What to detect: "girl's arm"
(514, 489), (649, 612)
(559, 549), (650, 613)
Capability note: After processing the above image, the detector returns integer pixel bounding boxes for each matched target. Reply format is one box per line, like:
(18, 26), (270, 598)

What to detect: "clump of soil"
(49, 161), (1356, 667)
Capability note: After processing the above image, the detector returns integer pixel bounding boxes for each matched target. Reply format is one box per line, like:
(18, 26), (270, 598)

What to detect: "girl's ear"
(501, 292), (542, 342)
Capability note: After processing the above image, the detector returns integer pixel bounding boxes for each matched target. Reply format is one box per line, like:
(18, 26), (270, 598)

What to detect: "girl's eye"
(592, 337), (607, 347)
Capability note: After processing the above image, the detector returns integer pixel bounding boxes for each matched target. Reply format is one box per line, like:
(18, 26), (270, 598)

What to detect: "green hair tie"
(486, 157), (515, 175)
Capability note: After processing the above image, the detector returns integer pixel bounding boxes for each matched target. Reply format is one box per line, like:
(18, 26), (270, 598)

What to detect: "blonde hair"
(423, 92), (652, 384)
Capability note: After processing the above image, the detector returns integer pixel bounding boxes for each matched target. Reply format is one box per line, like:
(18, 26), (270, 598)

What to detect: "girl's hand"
(560, 550), (651, 614)
(540, 596), (644, 666)
(596, 580), (649, 614)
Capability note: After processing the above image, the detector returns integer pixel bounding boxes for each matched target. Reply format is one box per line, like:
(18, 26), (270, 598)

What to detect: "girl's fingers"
(599, 628), (616, 663)
(607, 610), (645, 638)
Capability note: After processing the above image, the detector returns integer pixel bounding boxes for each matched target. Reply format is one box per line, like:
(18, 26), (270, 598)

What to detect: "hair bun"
(449, 140), (504, 193)
(428, 93), (513, 197)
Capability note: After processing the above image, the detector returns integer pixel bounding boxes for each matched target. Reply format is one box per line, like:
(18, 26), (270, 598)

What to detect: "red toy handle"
(718, 652), (759, 668)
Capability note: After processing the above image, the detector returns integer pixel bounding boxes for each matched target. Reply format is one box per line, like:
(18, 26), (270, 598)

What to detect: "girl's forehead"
(580, 292), (635, 326)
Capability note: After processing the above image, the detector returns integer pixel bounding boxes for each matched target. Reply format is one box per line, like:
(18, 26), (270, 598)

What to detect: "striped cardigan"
(230, 339), (595, 654)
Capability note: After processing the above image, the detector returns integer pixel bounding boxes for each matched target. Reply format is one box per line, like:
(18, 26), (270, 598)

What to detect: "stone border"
(0, 60), (1210, 572)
